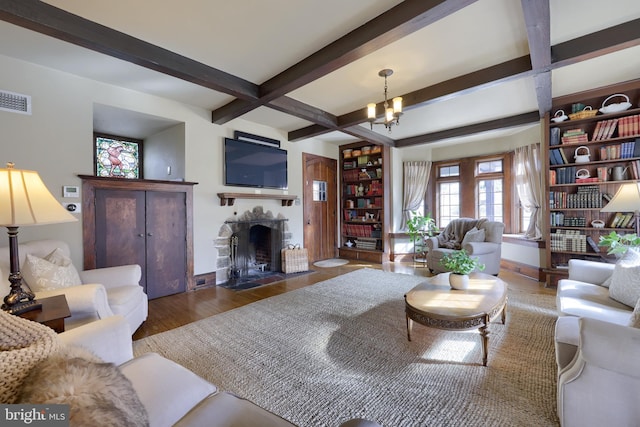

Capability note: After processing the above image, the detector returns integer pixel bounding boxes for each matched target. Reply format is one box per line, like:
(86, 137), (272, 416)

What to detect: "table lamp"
(0, 163), (77, 314)
(600, 182), (640, 235)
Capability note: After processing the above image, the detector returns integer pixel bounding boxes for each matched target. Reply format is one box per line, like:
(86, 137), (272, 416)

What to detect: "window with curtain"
(432, 153), (514, 232)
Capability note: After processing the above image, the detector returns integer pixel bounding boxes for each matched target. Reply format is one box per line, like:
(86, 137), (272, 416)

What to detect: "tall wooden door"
(303, 153), (337, 262)
(94, 189), (187, 299)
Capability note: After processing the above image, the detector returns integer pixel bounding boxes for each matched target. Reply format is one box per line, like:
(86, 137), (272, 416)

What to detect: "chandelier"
(367, 69), (403, 131)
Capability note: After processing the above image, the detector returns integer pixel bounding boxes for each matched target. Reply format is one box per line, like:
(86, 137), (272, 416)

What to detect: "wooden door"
(145, 191), (187, 299)
(303, 153), (337, 262)
(95, 189), (147, 288)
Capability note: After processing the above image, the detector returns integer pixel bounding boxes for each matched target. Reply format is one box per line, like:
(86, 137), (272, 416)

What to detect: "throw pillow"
(22, 248), (82, 292)
(608, 249), (640, 308)
(18, 346), (149, 427)
(461, 227), (485, 246)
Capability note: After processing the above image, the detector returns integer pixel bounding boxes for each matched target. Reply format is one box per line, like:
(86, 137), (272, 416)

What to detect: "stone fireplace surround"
(215, 207), (292, 284)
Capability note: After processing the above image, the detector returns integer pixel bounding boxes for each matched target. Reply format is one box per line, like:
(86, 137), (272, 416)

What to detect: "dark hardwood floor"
(133, 260), (555, 341)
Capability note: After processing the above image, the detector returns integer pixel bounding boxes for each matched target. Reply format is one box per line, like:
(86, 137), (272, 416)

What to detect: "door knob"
(147, 232), (153, 236)
(138, 234), (144, 237)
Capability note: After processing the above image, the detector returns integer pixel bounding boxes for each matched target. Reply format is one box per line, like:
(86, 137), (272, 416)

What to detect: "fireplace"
(215, 207), (291, 284)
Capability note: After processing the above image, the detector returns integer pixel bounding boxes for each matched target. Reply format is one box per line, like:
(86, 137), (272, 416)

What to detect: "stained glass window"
(94, 134), (142, 179)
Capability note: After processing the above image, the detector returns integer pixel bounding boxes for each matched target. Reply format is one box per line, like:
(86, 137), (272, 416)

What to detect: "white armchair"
(0, 239), (147, 333)
(557, 317), (640, 427)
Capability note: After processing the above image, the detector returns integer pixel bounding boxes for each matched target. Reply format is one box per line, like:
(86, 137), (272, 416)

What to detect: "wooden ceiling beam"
(551, 18), (640, 68)
(212, 0), (479, 124)
(520, 0), (552, 117)
(394, 112), (540, 147)
(0, 0), (260, 100)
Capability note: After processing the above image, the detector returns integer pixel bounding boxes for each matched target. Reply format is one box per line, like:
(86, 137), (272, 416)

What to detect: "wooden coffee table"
(404, 272), (507, 366)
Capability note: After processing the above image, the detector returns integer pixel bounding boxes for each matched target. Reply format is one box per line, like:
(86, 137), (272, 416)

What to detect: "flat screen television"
(224, 138), (288, 189)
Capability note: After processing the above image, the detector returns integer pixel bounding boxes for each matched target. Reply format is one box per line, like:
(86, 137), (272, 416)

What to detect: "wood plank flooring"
(133, 261), (555, 341)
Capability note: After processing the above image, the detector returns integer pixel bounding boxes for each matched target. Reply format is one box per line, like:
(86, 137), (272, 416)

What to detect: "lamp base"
(2, 299), (42, 315)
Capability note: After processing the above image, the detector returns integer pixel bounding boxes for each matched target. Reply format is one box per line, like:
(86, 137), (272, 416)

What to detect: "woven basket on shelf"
(568, 106), (598, 120)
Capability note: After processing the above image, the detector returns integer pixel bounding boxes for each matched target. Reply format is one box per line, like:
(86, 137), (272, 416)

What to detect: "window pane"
(95, 136), (141, 179)
(477, 178), (503, 222)
(439, 182), (460, 228)
(477, 160), (503, 174)
(313, 180), (327, 201)
(439, 165), (460, 178)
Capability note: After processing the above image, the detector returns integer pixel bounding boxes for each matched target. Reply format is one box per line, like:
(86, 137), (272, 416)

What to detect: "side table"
(18, 294), (71, 333)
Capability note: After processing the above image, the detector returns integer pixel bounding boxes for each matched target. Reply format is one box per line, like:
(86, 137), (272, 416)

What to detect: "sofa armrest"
(35, 284), (114, 319)
(425, 236), (440, 250)
(58, 315), (133, 365)
(79, 264), (142, 291)
(463, 241), (499, 255)
(567, 259), (615, 284)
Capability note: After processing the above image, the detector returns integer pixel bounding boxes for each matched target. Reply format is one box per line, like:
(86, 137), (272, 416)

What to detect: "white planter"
(449, 273), (469, 290)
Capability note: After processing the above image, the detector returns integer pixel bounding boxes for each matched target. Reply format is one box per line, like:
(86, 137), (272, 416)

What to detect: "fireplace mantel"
(217, 192), (297, 207)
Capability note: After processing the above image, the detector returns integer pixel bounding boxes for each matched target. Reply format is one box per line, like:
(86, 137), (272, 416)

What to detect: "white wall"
(0, 54), (336, 275)
(144, 123), (186, 180)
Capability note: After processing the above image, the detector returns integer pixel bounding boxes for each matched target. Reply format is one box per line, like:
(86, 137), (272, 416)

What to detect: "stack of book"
(561, 129), (588, 144)
(550, 229), (586, 252)
(592, 119), (619, 140)
(618, 114), (640, 137)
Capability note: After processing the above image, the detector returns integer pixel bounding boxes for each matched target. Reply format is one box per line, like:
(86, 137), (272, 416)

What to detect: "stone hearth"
(215, 207), (291, 284)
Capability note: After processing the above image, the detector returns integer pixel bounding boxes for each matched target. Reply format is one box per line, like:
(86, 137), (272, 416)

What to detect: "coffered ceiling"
(1, 0), (640, 147)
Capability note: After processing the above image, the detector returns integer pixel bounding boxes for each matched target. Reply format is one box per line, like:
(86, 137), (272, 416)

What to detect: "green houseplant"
(406, 212), (436, 263)
(598, 231), (640, 255)
(440, 249), (485, 290)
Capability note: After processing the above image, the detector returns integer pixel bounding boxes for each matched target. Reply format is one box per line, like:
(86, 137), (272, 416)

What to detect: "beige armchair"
(425, 218), (504, 275)
(0, 239), (147, 333)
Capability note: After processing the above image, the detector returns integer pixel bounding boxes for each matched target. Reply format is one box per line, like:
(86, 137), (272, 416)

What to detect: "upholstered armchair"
(0, 239), (147, 333)
(425, 218), (504, 275)
(556, 317), (640, 426)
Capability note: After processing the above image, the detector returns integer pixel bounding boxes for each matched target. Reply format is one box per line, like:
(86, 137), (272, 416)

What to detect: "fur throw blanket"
(18, 346), (149, 427)
(437, 218), (487, 249)
(0, 310), (148, 426)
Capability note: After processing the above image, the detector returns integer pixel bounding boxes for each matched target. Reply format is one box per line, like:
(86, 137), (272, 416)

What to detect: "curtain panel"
(401, 161), (431, 230)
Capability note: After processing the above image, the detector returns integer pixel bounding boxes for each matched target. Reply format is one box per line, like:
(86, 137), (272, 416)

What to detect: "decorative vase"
(449, 273), (469, 290)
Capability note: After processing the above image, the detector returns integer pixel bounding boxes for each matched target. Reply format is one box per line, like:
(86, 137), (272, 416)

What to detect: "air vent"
(0, 90), (31, 115)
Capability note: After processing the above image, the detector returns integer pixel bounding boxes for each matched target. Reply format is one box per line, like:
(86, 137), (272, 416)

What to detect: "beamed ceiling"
(1, 0), (640, 147)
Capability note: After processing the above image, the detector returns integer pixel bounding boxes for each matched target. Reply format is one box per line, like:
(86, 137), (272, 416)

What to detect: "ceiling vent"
(0, 90), (32, 115)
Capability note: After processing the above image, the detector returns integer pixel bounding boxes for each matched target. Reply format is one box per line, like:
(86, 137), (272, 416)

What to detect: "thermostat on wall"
(63, 185), (79, 198)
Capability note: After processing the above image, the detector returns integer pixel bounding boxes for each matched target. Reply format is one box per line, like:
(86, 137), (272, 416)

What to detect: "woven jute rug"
(134, 268), (559, 427)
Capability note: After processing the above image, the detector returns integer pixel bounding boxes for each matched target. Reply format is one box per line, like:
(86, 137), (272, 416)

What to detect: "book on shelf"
(619, 212), (634, 229)
(558, 148), (569, 164)
(609, 212), (624, 228)
(549, 170), (556, 185)
(550, 127), (561, 146)
(586, 235), (600, 253)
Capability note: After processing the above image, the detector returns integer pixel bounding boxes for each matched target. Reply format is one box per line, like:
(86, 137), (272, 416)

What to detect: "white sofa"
(554, 258), (640, 426)
(0, 239), (147, 333)
(58, 316), (296, 427)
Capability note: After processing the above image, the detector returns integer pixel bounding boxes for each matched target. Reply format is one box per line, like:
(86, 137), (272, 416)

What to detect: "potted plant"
(440, 249), (485, 290)
(406, 212), (436, 263)
(598, 231), (640, 256)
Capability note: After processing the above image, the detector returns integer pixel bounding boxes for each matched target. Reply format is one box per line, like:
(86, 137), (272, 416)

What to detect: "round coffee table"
(404, 272), (507, 366)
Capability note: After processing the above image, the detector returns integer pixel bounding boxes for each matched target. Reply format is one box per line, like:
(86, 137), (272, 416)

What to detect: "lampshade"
(0, 164), (77, 226)
(600, 182), (640, 212)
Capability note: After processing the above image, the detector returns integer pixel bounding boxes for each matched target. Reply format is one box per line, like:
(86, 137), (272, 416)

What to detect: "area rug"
(134, 268), (559, 427)
(313, 258), (349, 268)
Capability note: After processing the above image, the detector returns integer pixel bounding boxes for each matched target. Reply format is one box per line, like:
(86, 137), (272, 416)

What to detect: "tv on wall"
(224, 138), (288, 189)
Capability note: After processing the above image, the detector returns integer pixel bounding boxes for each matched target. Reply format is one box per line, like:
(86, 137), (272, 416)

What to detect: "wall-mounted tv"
(224, 138), (288, 189)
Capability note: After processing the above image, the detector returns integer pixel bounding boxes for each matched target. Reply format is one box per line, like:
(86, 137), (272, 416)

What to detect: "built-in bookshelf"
(544, 79), (640, 286)
(338, 141), (390, 263)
